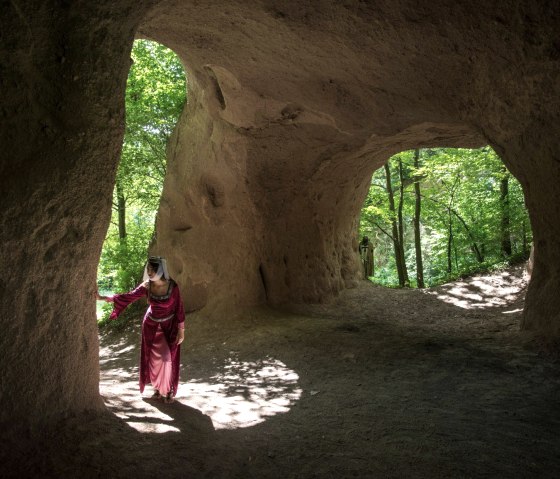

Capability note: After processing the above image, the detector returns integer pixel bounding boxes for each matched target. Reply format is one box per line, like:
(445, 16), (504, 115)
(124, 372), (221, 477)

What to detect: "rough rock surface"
(5, 265), (560, 478)
(1, 0), (159, 430)
(1, 0), (559, 437)
(140, 0), (560, 330)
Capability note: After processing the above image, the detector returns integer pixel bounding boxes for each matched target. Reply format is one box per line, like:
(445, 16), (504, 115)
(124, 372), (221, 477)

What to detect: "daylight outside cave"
(358, 147), (531, 289)
(96, 39), (186, 321)
(96, 39), (304, 433)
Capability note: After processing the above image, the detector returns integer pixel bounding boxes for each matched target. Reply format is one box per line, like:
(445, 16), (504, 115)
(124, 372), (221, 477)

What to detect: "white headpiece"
(143, 256), (170, 282)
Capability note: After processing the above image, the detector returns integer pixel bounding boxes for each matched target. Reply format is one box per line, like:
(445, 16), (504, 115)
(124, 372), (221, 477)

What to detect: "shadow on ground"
(7, 265), (560, 478)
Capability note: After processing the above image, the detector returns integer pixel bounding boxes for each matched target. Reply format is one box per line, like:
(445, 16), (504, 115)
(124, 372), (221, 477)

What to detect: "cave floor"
(24, 265), (560, 478)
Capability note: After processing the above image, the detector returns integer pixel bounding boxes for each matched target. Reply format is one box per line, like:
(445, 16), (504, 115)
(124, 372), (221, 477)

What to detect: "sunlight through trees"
(359, 148), (531, 287)
(97, 40), (186, 306)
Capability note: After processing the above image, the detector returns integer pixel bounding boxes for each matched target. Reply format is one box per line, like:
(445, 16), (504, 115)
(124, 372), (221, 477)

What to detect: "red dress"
(110, 280), (185, 396)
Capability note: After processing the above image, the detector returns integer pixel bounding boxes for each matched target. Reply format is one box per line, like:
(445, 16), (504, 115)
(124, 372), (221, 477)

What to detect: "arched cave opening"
(96, 39), (186, 317)
(358, 146), (532, 290)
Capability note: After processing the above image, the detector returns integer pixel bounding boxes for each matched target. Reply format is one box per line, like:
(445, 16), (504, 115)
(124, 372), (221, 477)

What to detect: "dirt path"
(19, 265), (560, 478)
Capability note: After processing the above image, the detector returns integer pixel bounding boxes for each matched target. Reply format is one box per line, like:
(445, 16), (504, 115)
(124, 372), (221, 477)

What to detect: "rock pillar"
(503, 134), (560, 336)
(0, 0), (154, 427)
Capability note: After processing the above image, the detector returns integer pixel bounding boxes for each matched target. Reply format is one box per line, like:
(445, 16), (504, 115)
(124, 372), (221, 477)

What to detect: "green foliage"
(118, 39), (187, 212)
(97, 40), (186, 323)
(97, 301), (146, 332)
(359, 147), (531, 288)
(97, 215), (155, 292)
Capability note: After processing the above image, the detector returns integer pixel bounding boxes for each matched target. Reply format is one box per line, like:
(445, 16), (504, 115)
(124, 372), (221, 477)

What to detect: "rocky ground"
(10, 264), (560, 478)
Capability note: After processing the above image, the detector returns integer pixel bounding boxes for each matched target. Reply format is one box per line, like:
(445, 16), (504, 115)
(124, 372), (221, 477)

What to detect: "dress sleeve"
(109, 283), (147, 320)
(174, 282), (186, 328)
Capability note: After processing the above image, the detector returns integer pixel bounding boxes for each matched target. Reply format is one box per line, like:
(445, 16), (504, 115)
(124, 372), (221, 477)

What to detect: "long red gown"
(109, 280), (185, 397)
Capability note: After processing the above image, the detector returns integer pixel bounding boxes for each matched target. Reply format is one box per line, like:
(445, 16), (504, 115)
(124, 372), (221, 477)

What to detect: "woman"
(97, 257), (185, 403)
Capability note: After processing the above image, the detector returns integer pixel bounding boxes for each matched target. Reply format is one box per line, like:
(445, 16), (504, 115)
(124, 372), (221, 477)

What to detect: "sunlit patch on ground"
(182, 356), (302, 429)
(425, 268), (528, 309)
(100, 339), (181, 433)
(100, 352), (302, 433)
(101, 373), (181, 433)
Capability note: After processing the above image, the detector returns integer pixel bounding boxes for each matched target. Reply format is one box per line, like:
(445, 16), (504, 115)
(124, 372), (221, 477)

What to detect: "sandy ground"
(10, 265), (560, 478)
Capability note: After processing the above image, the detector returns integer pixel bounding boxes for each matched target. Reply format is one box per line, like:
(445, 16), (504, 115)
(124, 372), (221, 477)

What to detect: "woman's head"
(144, 256), (170, 282)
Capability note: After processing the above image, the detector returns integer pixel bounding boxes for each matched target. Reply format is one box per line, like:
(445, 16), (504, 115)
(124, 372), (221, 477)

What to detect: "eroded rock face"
(0, 0), (158, 427)
(140, 0), (559, 325)
(1, 0), (559, 428)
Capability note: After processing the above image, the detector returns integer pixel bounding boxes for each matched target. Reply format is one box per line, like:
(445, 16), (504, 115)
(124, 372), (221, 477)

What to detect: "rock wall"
(0, 0), (158, 427)
(140, 0), (559, 323)
(1, 0), (559, 431)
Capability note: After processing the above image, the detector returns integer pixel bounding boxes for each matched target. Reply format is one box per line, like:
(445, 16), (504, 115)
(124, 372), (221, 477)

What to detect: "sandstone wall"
(140, 0), (559, 323)
(0, 0), (158, 427)
(1, 0), (559, 431)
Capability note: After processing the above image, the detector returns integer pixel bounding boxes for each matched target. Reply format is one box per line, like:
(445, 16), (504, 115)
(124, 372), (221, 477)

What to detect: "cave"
(1, 0), (559, 476)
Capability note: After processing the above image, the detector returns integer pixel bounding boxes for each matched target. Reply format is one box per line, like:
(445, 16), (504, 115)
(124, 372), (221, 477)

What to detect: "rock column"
(0, 0), (154, 427)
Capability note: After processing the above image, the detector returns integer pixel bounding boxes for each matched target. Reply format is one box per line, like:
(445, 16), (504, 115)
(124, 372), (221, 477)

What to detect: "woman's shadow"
(141, 397), (215, 435)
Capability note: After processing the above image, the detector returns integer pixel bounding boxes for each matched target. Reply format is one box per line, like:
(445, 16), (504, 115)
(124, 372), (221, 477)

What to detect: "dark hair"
(148, 261), (160, 270)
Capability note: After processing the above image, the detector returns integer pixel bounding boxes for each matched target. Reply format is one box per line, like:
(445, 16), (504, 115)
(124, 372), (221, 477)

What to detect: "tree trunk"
(116, 179), (127, 240)
(371, 242), (375, 277)
(500, 166), (512, 257)
(447, 213), (453, 274)
(522, 218), (528, 255)
(413, 149), (424, 288)
(397, 158), (410, 286)
(385, 163), (406, 286)
(445, 177), (460, 275)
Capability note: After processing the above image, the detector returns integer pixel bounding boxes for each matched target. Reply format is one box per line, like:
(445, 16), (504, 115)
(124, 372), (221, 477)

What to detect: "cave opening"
(358, 146), (532, 295)
(96, 39), (187, 320)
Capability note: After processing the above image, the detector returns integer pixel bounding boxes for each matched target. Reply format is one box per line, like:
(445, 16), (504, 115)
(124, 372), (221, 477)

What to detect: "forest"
(359, 147), (531, 288)
(97, 40), (186, 297)
(97, 40), (532, 320)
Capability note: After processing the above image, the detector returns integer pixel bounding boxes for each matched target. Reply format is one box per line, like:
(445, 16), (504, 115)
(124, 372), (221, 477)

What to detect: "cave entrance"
(96, 39), (187, 318)
(358, 146), (532, 293)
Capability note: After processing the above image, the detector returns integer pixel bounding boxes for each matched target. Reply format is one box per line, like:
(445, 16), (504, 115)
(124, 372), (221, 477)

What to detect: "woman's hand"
(176, 328), (185, 345)
(95, 289), (113, 302)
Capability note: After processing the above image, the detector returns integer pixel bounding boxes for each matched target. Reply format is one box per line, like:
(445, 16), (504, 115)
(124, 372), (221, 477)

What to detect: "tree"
(500, 165), (512, 257)
(98, 40), (186, 293)
(413, 149), (424, 288)
(397, 158), (410, 286)
(384, 161), (409, 287)
(359, 147), (532, 288)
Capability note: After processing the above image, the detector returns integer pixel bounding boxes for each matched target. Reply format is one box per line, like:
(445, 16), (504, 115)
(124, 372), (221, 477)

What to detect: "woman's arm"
(108, 283), (148, 320)
(96, 291), (114, 302)
(176, 324), (185, 345)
